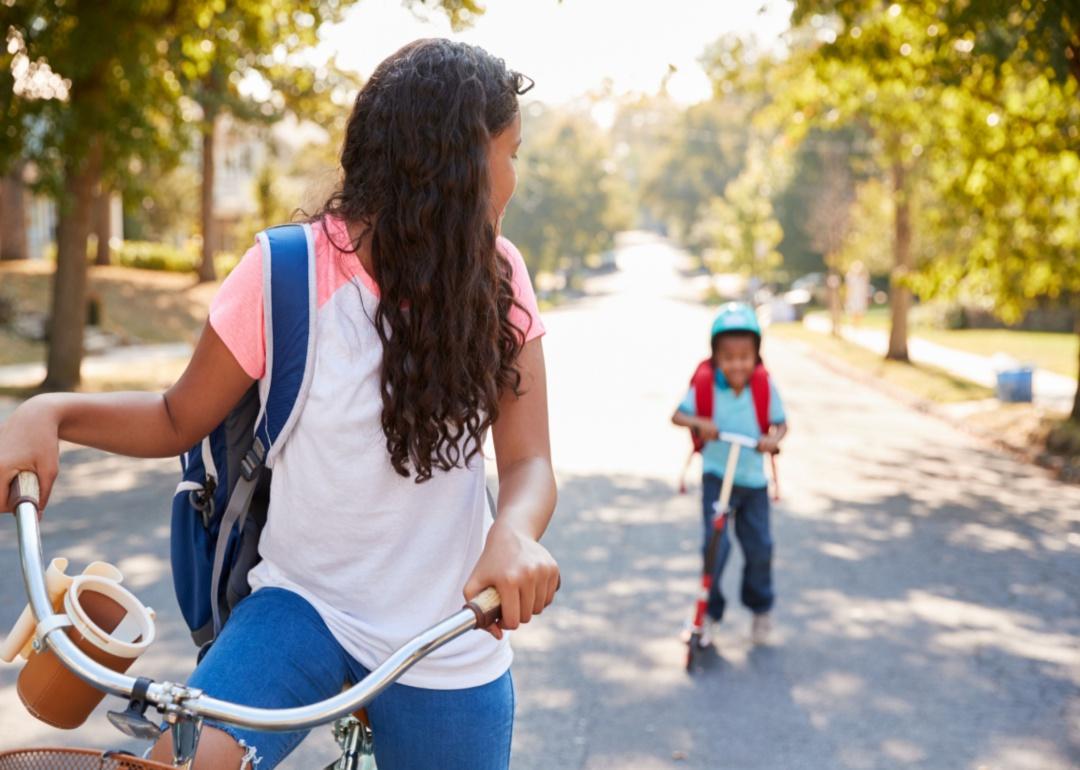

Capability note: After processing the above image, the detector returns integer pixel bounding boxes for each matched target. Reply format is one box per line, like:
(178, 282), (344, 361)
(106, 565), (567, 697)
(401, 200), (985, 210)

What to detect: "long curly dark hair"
(316, 39), (534, 482)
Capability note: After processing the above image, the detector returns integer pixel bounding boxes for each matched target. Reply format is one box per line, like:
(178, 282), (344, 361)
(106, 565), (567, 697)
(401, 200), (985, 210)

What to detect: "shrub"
(107, 241), (240, 277)
(112, 241), (199, 272)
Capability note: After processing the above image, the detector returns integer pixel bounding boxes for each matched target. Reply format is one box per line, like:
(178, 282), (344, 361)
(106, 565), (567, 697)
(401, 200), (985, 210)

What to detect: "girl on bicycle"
(0, 38), (557, 770)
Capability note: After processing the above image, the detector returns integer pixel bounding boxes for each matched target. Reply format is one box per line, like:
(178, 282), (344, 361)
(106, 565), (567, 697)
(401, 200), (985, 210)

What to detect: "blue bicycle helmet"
(710, 302), (761, 341)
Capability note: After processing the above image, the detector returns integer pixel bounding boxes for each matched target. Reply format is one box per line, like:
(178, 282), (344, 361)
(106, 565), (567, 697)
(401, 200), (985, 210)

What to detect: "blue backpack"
(171, 223), (317, 651)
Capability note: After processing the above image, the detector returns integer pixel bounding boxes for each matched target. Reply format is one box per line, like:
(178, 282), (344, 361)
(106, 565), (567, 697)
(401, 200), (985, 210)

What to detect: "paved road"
(1, 233), (1078, 769)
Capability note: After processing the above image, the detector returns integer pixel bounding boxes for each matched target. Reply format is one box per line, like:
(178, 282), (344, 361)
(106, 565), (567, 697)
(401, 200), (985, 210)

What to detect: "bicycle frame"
(7, 471), (501, 768)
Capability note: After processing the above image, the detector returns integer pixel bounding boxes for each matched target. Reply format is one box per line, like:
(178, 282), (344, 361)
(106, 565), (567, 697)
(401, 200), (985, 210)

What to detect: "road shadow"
(509, 462), (1080, 769)
(1, 441), (1077, 768)
(0, 448), (203, 757)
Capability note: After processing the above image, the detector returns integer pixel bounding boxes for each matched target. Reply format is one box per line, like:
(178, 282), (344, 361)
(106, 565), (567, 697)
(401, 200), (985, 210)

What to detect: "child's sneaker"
(680, 618), (718, 647)
(697, 619), (718, 648)
(751, 613), (771, 645)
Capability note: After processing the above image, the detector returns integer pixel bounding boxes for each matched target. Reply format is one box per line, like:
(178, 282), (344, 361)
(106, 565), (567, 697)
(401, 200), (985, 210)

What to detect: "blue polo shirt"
(678, 371), (786, 488)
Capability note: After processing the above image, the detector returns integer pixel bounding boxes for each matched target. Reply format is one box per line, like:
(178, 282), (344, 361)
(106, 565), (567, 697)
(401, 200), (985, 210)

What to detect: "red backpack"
(689, 359), (772, 452)
(685, 359), (780, 499)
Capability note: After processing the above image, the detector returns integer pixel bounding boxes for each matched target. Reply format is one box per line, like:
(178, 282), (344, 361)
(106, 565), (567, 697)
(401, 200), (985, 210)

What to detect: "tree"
(609, 91), (680, 230)
(0, 166), (29, 261)
(174, 0), (478, 283)
(640, 97), (752, 251)
(913, 62), (1080, 416)
(773, 137), (831, 281)
(935, 6), (1080, 421)
(501, 108), (629, 283)
(802, 134), (861, 334)
(792, 2), (1080, 420)
(92, 186), (112, 266)
(795, 2), (1078, 90)
(1, 2), (188, 390)
(169, 2), (355, 282)
(692, 141), (784, 284)
(934, 2), (1078, 91)
(0, 0), (473, 390)
(834, 177), (895, 279)
(758, 130), (873, 286)
(772, 4), (996, 361)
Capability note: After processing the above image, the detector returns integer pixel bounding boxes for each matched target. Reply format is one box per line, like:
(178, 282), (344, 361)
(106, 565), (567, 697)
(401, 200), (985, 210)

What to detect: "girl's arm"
(0, 323), (254, 511)
(464, 337), (559, 638)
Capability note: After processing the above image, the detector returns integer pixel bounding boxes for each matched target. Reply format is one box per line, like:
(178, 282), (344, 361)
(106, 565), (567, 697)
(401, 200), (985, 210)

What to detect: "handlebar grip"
(8, 471), (40, 511)
(463, 587), (501, 629)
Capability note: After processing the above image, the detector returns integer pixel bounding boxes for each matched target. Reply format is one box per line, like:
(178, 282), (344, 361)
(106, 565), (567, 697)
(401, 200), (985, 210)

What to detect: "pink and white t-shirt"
(209, 216), (545, 689)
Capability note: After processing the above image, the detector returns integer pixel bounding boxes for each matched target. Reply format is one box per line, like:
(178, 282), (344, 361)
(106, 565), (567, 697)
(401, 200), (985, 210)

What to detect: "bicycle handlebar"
(6, 471), (501, 732)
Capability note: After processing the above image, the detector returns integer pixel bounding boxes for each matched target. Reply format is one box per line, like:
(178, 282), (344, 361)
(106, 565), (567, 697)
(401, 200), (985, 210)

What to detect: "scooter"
(684, 431), (759, 672)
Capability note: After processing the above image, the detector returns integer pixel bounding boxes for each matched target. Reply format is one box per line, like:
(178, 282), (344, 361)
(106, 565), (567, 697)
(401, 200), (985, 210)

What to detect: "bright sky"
(322, 0), (793, 106)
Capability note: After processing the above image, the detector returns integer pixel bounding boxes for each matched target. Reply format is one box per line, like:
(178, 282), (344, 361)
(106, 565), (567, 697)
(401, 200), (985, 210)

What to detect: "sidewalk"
(803, 315), (1076, 412)
(0, 343), (193, 391)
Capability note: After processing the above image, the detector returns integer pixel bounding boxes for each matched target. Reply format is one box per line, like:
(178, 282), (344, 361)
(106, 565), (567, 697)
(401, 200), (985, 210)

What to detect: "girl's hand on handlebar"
(0, 397), (61, 513)
(463, 520), (559, 640)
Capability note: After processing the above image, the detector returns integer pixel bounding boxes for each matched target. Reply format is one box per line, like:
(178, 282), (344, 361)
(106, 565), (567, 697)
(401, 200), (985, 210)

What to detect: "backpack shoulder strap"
(208, 223), (317, 638)
(250, 222), (318, 470)
(689, 359), (714, 453)
(749, 363), (771, 435)
(691, 359), (714, 418)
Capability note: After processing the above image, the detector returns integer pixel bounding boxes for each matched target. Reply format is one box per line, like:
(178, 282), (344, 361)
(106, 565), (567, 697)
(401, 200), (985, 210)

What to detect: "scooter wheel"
(686, 633), (700, 672)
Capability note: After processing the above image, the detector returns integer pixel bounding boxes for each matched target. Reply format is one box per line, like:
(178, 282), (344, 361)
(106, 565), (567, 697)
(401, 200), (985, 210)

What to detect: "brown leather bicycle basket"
(0, 748), (174, 770)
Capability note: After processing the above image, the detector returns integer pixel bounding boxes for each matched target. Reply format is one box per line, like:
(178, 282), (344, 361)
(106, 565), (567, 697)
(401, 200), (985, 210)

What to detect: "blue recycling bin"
(995, 367), (1033, 403)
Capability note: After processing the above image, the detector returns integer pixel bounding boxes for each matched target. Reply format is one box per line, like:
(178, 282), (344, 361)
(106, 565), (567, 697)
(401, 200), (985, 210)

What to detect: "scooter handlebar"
(717, 432), (760, 450)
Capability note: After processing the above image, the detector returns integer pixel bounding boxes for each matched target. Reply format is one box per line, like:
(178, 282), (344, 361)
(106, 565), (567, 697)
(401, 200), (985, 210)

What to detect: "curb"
(782, 336), (1079, 484)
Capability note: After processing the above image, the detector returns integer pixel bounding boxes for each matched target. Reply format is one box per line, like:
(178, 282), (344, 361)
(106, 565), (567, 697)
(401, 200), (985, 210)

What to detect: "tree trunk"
(827, 267), (842, 338)
(1071, 314), (1080, 423)
(93, 186), (111, 266)
(886, 161), (912, 362)
(1, 166), (29, 261)
(198, 111), (218, 283)
(43, 141), (103, 391)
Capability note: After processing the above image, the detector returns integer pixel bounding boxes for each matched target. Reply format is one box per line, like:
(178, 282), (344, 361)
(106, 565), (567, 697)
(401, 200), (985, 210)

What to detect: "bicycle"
(2, 471), (503, 769)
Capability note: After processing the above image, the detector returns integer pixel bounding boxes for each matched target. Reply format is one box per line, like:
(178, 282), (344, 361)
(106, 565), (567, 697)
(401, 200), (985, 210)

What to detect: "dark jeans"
(701, 473), (774, 621)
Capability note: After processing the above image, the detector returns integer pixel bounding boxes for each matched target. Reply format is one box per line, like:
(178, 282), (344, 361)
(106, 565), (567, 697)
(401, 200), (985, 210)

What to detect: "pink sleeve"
(209, 242), (266, 379)
(497, 236), (546, 343)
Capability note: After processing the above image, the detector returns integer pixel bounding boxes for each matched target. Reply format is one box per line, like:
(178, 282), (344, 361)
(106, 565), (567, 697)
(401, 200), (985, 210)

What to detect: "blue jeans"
(185, 587), (514, 769)
(701, 474), (774, 621)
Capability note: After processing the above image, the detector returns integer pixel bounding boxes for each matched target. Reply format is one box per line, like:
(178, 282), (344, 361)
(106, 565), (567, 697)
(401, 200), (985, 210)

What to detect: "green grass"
(0, 262), (213, 368)
(772, 322), (995, 403)
(776, 321), (1080, 473)
(913, 328), (1077, 378)
(808, 309), (1077, 378)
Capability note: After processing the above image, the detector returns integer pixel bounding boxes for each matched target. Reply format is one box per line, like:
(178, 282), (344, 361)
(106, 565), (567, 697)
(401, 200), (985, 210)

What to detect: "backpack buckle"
(240, 439), (266, 481)
(189, 475), (216, 528)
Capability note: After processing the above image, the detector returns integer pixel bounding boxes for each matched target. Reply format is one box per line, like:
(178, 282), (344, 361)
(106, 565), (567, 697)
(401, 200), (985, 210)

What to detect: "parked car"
(790, 272), (828, 306)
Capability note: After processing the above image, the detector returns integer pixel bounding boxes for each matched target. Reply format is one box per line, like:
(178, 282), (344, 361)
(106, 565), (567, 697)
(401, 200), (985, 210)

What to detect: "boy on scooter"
(671, 302), (787, 646)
